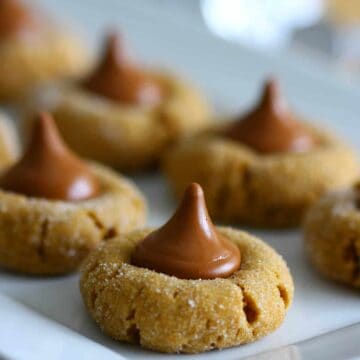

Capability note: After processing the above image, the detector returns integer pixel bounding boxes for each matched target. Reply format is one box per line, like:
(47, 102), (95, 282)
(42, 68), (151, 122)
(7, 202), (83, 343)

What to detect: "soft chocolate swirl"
(131, 183), (241, 279)
(224, 79), (316, 153)
(0, 112), (99, 201)
(82, 33), (164, 106)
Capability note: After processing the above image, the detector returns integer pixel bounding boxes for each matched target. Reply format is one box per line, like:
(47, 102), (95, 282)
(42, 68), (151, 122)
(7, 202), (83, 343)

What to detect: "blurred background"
(40, 0), (360, 76)
(36, 0), (360, 144)
(37, 0), (360, 131)
(202, 0), (360, 73)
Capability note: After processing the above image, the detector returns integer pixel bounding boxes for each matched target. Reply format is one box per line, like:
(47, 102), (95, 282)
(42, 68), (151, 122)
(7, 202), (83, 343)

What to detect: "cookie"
(163, 79), (358, 227)
(0, 1), (88, 102)
(24, 34), (211, 171)
(80, 227), (293, 353)
(80, 183), (293, 353)
(0, 112), (146, 275)
(304, 187), (360, 288)
(0, 163), (146, 275)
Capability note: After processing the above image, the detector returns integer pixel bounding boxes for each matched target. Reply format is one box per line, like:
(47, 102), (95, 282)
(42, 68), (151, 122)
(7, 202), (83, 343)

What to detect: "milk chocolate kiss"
(0, 0), (36, 39)
(0, 112), (99, 201)
(224, 79), (316, 153)
(82, 33), (164, 106)
(131, 183), (241, 279)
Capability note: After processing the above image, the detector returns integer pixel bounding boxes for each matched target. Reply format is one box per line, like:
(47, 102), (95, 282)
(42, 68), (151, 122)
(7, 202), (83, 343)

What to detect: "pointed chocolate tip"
(260, 77), (290, 119)
(103, 32), (122, 65)
(36, 111), (55, 133)
(185, 182), (204, 199)
(106, 31), (119, 49)
(179, 182), (208, 224)
(83, 31), (164, 106)
(262, 78), (281, 105)
(38, 110), (51, 123)
(225, 77), (316, 153)
(28, 111), (66, 151)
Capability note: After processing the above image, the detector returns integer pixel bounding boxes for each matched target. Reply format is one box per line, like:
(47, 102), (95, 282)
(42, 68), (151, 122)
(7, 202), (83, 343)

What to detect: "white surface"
(1, 1), (360, 359)
(0, 294), (123, 360)
(244, 321), (360, 360)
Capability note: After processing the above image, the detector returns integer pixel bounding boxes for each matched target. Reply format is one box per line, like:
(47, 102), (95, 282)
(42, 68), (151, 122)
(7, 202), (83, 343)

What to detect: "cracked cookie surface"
(304, 188), (360, 288)
(163, 125), (359, 227)
(0, 163), (146, 275)
(80, 227), (293, 353)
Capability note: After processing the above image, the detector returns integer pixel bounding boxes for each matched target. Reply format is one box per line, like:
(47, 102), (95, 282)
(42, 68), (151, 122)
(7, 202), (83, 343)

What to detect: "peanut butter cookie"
(163, 79), (358, 227)
(304, 186), (360, 288)
(0, 0), (88, 102)
(0, 112), (146, 275)
(0, 164), (146, 275)
(24, 34), (211, 171)
(80, 183), (293, 353)
(80, 227), (293, 353)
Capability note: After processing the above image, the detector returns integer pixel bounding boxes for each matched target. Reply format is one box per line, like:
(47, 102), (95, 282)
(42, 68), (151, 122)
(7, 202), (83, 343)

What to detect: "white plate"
(1, 1), (360, 359)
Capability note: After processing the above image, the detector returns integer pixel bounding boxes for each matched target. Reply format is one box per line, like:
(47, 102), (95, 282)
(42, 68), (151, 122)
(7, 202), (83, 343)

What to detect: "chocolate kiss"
(225, 79), (316, 153)
(82, 33), (164, 106)
(0, 0), (36, 38)
(131, 183), (241, 279)
(0, 112), (99, 201)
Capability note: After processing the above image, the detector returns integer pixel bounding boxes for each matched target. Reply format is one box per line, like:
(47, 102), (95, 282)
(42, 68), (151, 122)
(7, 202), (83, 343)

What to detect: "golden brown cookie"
(23, 70), (210, 171)
(23, 33), (210, 171)
(163, 125), (358, 227)
(80, 227), (293, 353)
(0, 112), (19, 167)
(0, 163), (146, 275)
(0, 30), (88, 102)
(304, 187), (360, 288)
(164, 78), (359, 227)
(0, 0), (88, 102)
